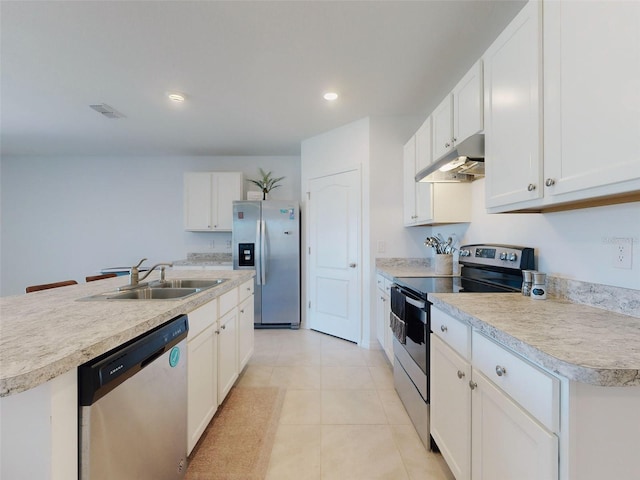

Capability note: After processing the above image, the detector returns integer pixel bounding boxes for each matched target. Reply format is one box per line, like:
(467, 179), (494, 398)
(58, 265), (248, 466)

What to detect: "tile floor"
(233, 328), (455, 480)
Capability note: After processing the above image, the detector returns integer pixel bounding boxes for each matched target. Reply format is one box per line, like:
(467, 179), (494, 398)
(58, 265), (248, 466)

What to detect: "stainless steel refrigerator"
(232, 200), (300, 328)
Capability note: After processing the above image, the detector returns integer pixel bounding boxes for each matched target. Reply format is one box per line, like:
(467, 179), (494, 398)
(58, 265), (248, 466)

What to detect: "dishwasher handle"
(78, 314), (189, 406)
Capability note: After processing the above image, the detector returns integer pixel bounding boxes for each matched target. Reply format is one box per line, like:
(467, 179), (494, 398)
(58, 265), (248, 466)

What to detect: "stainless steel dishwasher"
(79, 314), (189, 480)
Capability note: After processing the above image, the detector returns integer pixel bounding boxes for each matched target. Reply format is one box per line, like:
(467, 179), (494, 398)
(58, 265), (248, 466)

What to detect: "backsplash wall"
(427, 179), (640, 291)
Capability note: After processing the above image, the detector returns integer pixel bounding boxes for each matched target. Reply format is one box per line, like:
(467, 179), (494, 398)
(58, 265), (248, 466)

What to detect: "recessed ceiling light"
(323, 92), (338, 101)
(167, 92), (186, 103)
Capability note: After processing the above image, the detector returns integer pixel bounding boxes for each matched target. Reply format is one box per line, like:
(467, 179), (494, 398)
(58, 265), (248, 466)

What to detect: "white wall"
(425, 179), (640, 290)
(0, 155), (300, 296)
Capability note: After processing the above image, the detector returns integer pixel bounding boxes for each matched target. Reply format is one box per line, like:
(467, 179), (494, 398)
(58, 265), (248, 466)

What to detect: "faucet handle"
(133, 257), (147, 269)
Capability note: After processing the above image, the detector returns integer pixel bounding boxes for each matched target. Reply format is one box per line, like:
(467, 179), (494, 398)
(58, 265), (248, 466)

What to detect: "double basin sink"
(82, 278), (228, 301)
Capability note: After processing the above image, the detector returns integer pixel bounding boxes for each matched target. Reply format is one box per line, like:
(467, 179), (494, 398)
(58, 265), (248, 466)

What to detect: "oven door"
(390, 285), (428, 399)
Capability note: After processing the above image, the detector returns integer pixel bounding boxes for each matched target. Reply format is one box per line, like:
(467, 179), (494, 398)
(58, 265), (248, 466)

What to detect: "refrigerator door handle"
(260, 220), (267, 285)
(255, 220), (262, 285)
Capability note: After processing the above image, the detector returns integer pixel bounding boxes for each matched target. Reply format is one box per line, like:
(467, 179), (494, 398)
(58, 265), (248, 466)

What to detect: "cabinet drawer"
(187, 299), (217, 339)
(472, 331), (559, 432)
(219, 287), (238, 317)
(376, 274), (386, 292)
(239, 279), (254, 302)
(431, 307), (471, 360)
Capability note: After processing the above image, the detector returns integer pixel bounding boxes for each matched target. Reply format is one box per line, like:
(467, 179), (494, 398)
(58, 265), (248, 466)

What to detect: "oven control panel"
(459, 244), (534, 270)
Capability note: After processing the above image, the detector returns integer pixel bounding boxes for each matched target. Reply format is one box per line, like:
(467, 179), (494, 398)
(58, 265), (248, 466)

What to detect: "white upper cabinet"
(432, 60), (484, 163)
(404, 135), (433, 226)
(184, 172), (243, 231)
(485, 0), (640, 213)
(415, 116), (433, 173)
(543, 1), (640, 201)
(433, 95), (454, 161)
(484, 0), (543, 211)
(453, 60), (483, 146)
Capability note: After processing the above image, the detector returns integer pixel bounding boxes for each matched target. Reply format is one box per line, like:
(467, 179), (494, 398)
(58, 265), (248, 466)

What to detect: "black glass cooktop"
(393, 276), (459, 299)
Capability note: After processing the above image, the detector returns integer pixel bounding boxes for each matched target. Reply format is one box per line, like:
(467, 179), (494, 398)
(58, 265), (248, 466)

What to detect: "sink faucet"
(122, 258), (173, 289)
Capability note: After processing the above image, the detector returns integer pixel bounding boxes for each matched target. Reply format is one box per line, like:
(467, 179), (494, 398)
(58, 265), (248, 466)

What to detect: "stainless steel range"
(390, 244), (535, 450)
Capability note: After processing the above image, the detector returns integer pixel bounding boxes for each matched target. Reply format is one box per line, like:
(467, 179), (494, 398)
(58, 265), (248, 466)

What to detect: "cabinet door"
(184, 173), (212, 230)
(375, 284), (386, 349)
(237, 295), (254, 372)
(543, 1), (640, 198)
(187, 324), (217, 454)
(431, 335), (471, 480)
(217, 308), (238, 404)
(403, 136), (418, 225)
(471, 370), (558, 480)
(211, 172), (242, 231)
(454, 60), (483, 144)
(484, 1), (543, 210)
(433, 95), (454, 161)
(415, 116), (433, 172)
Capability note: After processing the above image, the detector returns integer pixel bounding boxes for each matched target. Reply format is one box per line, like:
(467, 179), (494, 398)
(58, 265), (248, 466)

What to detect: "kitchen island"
(0, 269), (254, 479)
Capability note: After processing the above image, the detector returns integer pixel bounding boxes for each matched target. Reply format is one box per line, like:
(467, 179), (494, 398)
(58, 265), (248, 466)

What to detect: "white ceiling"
(1, 0), (525, 157)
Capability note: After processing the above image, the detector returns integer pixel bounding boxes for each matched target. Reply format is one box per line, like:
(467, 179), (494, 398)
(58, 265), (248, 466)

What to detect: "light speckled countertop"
(0, 269), (254, 397)
(376, 257), (459, 278)
(430, 293), (640, 387)
(173, 252), (232, 268)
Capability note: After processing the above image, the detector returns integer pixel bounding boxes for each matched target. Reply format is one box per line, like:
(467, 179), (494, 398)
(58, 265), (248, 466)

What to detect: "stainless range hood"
(415, 134), (485, 183)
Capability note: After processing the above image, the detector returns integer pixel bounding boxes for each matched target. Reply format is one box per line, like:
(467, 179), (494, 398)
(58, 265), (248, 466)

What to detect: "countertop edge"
(0, 270), (255, 397)
(429, 296), (640, 387)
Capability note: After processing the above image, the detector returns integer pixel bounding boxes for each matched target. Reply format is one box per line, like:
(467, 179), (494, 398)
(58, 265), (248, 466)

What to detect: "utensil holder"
(434, 254), (453, 275)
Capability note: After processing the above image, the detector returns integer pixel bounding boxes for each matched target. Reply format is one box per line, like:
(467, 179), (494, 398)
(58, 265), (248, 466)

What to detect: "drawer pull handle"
(440, 325), (448, 333)
(527, 183), (536, 191)
(457, 370), (465, 379)
(469, 380), (477, 390)
(495, 365), (507, 377)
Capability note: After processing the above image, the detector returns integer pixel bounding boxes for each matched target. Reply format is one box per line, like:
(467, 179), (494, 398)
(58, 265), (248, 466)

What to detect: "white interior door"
(308, 169), (361, 343)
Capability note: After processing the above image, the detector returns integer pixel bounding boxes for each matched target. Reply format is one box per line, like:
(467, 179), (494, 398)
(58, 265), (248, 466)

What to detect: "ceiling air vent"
(89, 104), (125, 119)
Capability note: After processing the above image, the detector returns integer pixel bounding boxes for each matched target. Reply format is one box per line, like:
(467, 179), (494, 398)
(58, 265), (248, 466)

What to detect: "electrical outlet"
(611, 238), (632, 269)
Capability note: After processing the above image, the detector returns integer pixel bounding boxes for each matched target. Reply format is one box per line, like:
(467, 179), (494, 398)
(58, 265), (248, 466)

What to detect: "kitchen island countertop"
(0, 269), (254, 397)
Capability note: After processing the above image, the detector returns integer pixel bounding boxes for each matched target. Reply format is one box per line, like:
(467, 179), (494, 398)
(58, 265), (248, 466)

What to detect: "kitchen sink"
(79, 278), (228, 301)
(107, 287), (200, 300)
(150, 278), (227, 289)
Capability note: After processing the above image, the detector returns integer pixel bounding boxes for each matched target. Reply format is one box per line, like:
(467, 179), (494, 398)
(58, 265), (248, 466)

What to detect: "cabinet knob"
(221, 324), (226, 330)
(457, 370), (465, 379)
(469, 380), (477, 390)
(452, 137), (457, 143)
(440, 325), (448, 333)
(444, 142), (450, 148)
(240, 309), (245, 313)
(527, 184), (536, 191)
(495, 365), (507, 377)
(349, 263), (357, 268)
(545, 178), (556, 187)
(215, 330), (220, 335)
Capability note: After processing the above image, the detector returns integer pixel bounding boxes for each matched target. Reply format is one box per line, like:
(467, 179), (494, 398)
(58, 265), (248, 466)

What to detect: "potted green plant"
(248, 168), (285, 200)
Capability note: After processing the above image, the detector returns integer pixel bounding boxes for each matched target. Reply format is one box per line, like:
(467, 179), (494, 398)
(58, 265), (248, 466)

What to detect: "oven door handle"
(405, 296), (426, 310)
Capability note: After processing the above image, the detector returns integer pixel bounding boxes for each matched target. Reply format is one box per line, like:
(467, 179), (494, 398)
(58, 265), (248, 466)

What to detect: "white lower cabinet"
(430, 307), (559, 480)
(186, 278), (253, 454)
(187, 300), (218, 455)
(237, 279), (255, 372)
(471, 370), (558, 480)
(217, 307), (238, 404)
(375, 274), (393, 364)
(431, 335), (471, 480)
